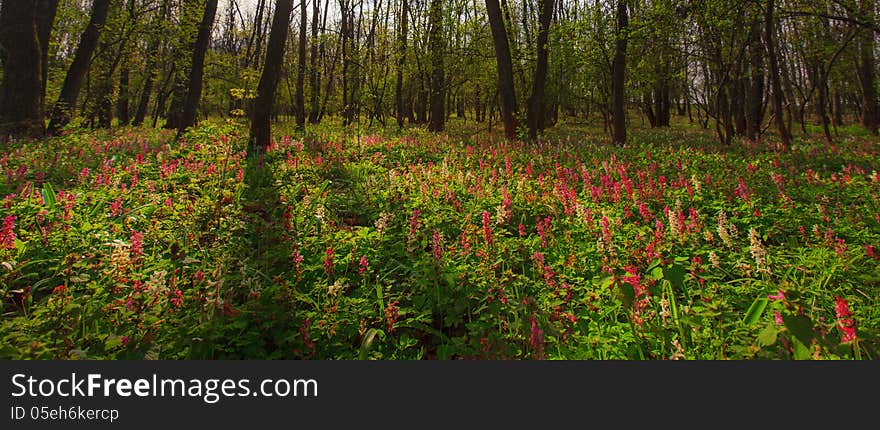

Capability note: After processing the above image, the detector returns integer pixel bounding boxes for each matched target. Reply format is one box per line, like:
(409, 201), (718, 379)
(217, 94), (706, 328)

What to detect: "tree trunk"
(746, 18), (764, 140)
(611, 0), (628, 145)
(858, 0), (877, 134)
(395, 0), (408, 129)
(0, 0), (44, 138)
(485, 0), (518, 140)
(765, 0), (790, 149)
(177, 0), (219, 135)
(37, 0), (59, 103)
(428, 0), (444, 132)
(308, 0), (321, 123)
(249, 0), (294, 152)
(295, 0), (307, 130)
(526, 0), (554, 140)
(47, 0), (110, 134)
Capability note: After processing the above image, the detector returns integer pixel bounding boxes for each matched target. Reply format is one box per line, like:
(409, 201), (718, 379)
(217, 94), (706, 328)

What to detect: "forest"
(0, 0), (878, 360)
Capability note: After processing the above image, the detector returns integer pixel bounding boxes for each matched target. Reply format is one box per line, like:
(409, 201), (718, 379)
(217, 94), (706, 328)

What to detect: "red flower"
(0, 215), (15, 249)
(323, 247), (335, 276)
(834, 296), (857, 343)
(358, 255), (369, 274)
(130, 230), (143, 259)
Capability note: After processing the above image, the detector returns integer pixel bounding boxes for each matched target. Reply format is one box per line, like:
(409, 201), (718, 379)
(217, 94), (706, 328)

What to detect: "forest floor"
(1, 117), (878, 359)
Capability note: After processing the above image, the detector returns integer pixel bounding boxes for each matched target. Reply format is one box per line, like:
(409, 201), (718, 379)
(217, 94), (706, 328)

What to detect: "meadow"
(1, 119), (877, 359)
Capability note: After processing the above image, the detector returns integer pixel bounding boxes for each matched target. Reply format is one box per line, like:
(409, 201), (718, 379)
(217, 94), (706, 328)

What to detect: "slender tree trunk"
(249, 0), (294, 152)
(295, 0), (307, 130)
(396, 0), (408, 129)
(47, 0), (110, 134)
(746, 18), (764, 141)
(526, 0), (554, 140)
(0, 0), (44, 138)
(611, 0), (628, 145)
(428, 0), (444, 132)
(117, 64), (130, 125)
(486, 0), (518, 140)
(308, 0), (321, 123)
(765, 0), (790, 149)
(177, 0), (219, 135)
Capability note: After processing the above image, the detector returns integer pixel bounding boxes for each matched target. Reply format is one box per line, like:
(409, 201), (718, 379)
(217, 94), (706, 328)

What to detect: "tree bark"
(249, 0), (294, 152)
(765, 0), (790, 149)
(858, 0), (877, 134)
(47, 0), (111, 135)
(428, 0), (444, 132)
(37, 0), (59, 103)
(611, 0), (628, 145)
(526, 0), (554, 140)
(746, 18), (764, 141)
(395, 0), (408, 129)
(485, 0), (518, 140)
(177, 0), (219, 135)
(296, 0), (307, 130)
(308, 0), (321, 123)
(0, 0), (44, 138)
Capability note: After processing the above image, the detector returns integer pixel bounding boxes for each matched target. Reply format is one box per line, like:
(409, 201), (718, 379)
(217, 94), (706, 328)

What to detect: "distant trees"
(2, 0), (877, 143)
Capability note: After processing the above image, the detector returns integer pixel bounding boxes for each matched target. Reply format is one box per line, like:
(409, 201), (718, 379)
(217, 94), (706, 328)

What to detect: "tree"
(0, 0), (45, 138)
(177, 0), (220, 135)
(526, 0), (554, 140)
(250, 0), (294, 152)
(611, 0), (628, 145)
(765, 0), (791, 149)
(857, 0), (877, 134)
(486, 0), (518, 140)
(46, 0), (111, 135)
(428, 0), (444, 132)
(296, 0), (307, 130)
(395, 0), (408, 129)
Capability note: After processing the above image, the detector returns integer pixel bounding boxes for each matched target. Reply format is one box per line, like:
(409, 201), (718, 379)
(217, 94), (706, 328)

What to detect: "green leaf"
(743, 298), (768, 325)
(41, 183), (56, 211)
(782, 314), (815, 347)
(359, 328), (381, 360)
(756, 324), (777, 347)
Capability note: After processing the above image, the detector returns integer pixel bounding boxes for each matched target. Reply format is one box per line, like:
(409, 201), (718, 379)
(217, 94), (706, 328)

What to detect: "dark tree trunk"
(428, 0), (444, 132)
(765, 0), (790, 149)
(308, 0), (321, 123)
(0, 0), (44, 138)
(486, 0), (518, 140)
(47, 0), (110, 135)
(395, 0), (408, 129)
(746, 19), (764, 140)
(116, 63), (130, 125)
(858, 0), (877, 134)
(249, 0), (294, 152)
(526, 0), (554, 140)
(611, 0), (628, 145)
(177, 0), (219, 135)
(37, 0), (59, 102)
(295, 0), (307, 130)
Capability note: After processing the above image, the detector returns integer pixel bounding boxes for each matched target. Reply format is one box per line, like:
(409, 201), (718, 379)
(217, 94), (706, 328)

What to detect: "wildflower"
(834, 296), (857, 343)
(773, 311), (784, 325)
(374, 212), (393, 235)
(323, 247), (334, 276)
(749, 228), (770, 274)
(767, 290), (785, 301)
(529, 315), (544, 358)
(708, 251), (721, 268)
(482, 211), (493, 245)
(385, 301), (400, 333)
(432, 231), (443, 261)
(1, 215), (16, 249)
(130, 230), (143, 260)
(717, 210), (733, 247)
(865, 245), (880, 261)
(358, 255), (369, 274)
